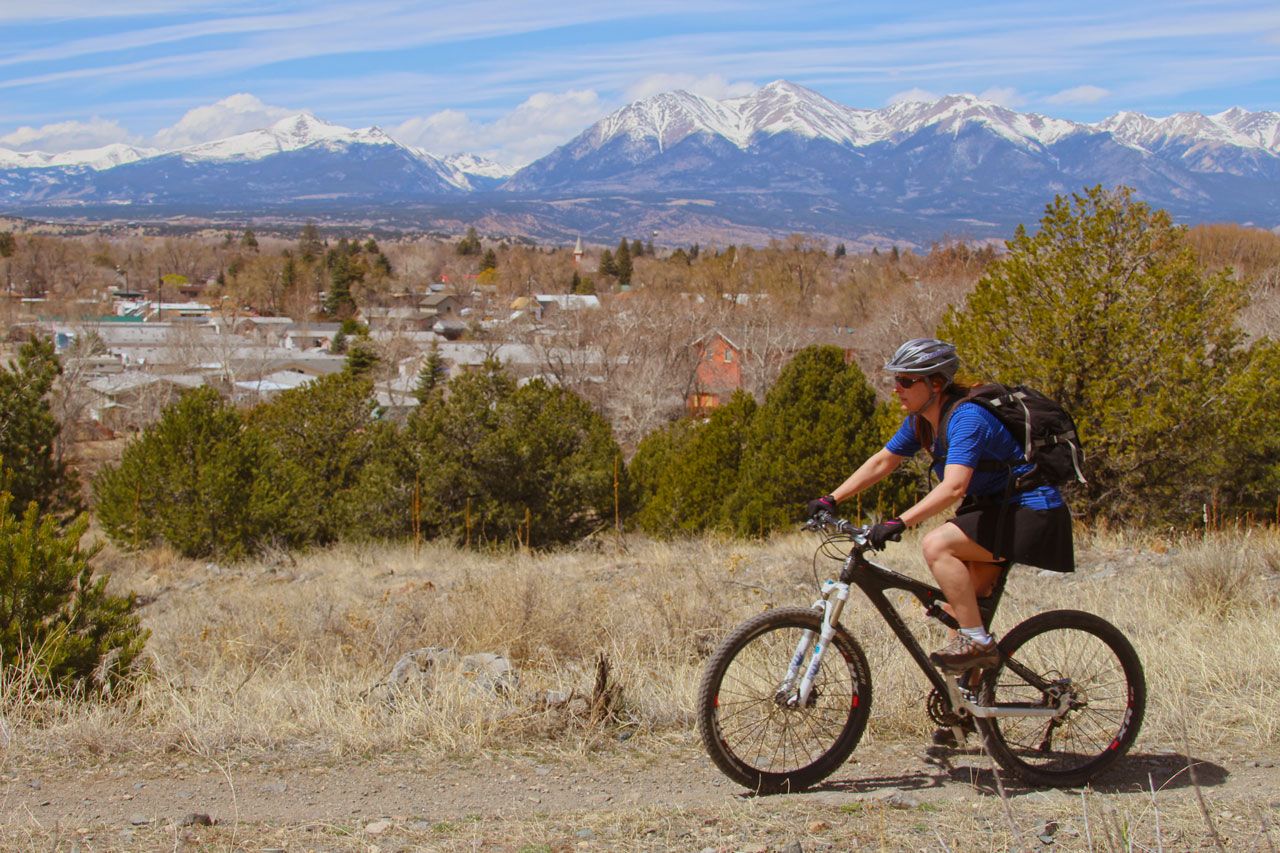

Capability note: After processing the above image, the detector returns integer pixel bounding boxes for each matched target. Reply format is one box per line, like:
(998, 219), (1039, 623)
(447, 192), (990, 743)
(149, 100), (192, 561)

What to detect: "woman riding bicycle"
(807, 338), (1074, 672)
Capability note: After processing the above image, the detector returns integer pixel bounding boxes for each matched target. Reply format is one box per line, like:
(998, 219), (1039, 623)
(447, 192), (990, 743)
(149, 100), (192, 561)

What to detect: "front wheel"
(976, 609), (1145, 787)
(696, 606), (873, 793)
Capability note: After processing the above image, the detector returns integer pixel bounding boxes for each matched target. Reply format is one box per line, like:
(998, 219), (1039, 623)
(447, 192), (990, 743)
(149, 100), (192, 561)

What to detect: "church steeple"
(573, 235), (584, 267)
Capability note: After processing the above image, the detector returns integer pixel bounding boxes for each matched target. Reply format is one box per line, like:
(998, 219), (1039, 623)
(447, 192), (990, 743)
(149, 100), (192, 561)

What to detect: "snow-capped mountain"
(0, 81), (1277, 243)
(0, 142), (160, 170)
(503, 80), (1280, 239)
(512, 81), (1279, 191)
(174, 113), (397, 162)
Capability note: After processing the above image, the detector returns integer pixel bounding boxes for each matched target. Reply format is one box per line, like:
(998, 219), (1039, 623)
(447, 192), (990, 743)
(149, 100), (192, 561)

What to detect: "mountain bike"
(696, 511), (1145, 792)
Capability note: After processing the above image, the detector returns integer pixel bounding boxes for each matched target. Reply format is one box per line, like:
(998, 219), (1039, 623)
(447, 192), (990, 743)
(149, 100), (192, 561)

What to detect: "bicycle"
(696, 510), (1145, 793)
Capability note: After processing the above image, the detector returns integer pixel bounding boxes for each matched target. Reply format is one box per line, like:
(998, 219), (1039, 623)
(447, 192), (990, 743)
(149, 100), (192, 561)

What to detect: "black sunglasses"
(893, 376), (924, 389)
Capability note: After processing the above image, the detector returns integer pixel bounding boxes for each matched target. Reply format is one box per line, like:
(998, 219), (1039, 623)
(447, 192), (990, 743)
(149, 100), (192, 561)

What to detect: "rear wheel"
(697, 606), (872, 793)
(976, 610), (1145, 787)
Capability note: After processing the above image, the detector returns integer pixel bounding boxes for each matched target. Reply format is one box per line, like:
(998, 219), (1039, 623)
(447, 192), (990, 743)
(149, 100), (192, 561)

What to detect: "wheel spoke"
(702, 613), (868, 779)
(980, 613), (1143, 786)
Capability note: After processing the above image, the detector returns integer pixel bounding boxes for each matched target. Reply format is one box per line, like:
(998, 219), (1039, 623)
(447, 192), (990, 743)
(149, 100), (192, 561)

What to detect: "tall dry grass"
(1, 525), (1278, 770)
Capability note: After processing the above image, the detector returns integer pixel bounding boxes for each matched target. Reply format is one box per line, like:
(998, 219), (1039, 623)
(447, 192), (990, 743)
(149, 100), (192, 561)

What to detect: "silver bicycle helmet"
(883, 338), (960, 382)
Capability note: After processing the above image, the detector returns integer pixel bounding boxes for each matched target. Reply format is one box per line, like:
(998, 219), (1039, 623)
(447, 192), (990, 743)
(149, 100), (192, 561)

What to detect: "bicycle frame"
(791, 527), (1069, 723)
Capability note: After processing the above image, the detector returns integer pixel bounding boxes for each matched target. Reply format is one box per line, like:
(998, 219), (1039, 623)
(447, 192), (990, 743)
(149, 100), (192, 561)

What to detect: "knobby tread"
(696, 606), (872, 793)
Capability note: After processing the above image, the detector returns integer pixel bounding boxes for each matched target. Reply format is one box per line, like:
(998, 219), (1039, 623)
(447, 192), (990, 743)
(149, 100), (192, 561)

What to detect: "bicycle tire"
(697, 606), (872, 793)
(975, 609), (1145, 787)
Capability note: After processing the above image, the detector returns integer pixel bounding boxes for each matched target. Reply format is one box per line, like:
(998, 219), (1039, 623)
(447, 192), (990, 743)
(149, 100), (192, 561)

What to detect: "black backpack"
(935, 383), (1087, 492)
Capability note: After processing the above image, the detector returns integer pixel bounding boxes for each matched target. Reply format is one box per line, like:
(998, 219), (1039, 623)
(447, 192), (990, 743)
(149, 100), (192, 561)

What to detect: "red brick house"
(687, 330), (744, 416)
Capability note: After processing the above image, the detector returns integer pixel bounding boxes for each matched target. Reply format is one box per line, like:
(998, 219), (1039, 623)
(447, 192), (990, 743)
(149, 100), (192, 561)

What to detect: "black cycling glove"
(806, 494), (838, 519)
(867, 518), (906, 549)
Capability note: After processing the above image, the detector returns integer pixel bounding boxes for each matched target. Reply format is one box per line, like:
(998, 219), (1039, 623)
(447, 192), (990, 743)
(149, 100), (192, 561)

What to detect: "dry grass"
(2, 525), (1279, 771)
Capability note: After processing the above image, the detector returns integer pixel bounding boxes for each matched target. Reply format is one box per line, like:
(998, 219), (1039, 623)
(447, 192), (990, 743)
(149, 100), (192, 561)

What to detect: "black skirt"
(949, 499), (1075, 573)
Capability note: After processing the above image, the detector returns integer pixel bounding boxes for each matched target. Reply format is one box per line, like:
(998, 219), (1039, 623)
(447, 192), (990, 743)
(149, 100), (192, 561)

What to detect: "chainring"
(926, 688), (966, 727)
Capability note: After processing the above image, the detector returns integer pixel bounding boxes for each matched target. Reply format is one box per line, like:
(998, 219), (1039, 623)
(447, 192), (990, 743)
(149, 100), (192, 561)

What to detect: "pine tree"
(598, 249), (617, 277)
(634, 391), (757, 536)
(939, 185), (1252, 523)
(408, 361), (621, 546)
(364, 238), (380, 254)
(343, 336), (380, 377)
(241, 228), (258, 250)
(834, 243), (847, 258)
(630, 239), (644, 258)
(414, 344), (447, 402)
(249, 374), (379, 546)
(480, 248), (497, 272)
(0, 335), (79, 520)
(298, 221), (323, 262)
(615, 239), (633, 286)
(731, 346), (882, 534)
(93, 388), (290, 558)
(457, 227), (481, 256)
(0, 231), (15, 258)
(324, 252), (357, 317)
(0, 490), (148, 694)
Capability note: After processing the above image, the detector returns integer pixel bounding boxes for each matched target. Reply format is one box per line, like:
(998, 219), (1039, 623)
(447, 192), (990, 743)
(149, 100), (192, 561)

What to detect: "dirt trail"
(4, 735), (1277, 851)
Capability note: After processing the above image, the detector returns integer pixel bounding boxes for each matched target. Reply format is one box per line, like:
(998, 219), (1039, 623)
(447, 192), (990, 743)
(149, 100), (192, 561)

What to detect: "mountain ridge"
(1, 81), (1278, 243)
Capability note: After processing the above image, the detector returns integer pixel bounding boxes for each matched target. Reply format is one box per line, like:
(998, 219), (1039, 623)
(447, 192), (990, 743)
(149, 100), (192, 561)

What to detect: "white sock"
(959, 626), (993, 646)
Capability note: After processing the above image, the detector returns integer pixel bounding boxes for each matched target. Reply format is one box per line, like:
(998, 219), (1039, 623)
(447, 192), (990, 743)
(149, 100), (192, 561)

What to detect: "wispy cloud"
(979, 86), (1026, 108)
(1, 1), (1277, 161)
(1046, 85), (1110, 105)
(624, 73), (756, 101)
(887, 88), (939, 105)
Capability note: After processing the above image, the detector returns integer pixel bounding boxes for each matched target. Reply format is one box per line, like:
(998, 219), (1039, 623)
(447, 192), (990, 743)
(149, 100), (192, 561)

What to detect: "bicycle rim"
(979, 610), (1144, 786)
(702, 608), (870, 789)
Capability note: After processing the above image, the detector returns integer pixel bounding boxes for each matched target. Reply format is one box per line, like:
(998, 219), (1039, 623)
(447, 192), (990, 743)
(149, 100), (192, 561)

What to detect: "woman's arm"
(899, 463), (973, 527)
(829, 448), (906, 503)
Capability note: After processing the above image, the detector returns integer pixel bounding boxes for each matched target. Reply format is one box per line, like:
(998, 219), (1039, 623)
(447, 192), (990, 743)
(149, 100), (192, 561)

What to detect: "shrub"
(248, 373), (380, 546)
(411, 361), (624, 547)
(94, 387), (290, 559)
(0, 489), (147, 693)
(940, 186), (1255, 524)
(731, 345), (884, 534)
(633, 391), (756, 537)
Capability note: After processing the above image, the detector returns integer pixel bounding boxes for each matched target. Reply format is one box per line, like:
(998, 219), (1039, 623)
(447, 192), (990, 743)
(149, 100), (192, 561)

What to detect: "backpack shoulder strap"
(932, 391), (968, 461)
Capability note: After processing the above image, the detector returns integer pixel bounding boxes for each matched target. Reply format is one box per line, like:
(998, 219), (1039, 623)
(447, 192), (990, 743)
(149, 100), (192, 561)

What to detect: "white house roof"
(87, 372), (205, 396)
(533, 294), (601, 310)
(233, 370), (318, 394)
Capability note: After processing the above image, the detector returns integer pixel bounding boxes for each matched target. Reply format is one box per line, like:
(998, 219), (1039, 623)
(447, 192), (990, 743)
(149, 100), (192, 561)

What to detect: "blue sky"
(2, 1), (1278, 165)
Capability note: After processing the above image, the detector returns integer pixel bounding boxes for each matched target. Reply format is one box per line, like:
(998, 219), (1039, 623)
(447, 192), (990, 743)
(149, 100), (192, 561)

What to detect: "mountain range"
(2, 81), (1278, 246)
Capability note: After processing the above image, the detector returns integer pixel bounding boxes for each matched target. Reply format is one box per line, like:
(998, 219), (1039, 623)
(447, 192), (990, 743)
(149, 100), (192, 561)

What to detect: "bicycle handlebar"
(804, 510), (870, 546)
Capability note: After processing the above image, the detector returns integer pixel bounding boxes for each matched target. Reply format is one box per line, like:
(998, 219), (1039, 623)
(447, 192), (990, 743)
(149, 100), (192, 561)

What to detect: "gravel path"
(5, 735), (1277, 851)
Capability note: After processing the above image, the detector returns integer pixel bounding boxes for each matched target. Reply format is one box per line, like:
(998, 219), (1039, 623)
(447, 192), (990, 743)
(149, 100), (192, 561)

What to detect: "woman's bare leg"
(921, 522), (1002, 628)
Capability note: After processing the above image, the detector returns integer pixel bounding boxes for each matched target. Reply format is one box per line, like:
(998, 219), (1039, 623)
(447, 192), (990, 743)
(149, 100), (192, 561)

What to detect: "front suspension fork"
(781, 580), (850, 707)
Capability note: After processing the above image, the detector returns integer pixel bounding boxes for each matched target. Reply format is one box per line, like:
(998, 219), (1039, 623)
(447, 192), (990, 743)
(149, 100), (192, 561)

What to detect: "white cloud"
(1045, 85), (1110, 105)
(978, 86), (1026, 108)
(887, 87), (938, 105)
(152, 93), (296, 148)
(0, 117), (133, 152)
(624, 73), (756, 102)
(391, 89), (606, 167)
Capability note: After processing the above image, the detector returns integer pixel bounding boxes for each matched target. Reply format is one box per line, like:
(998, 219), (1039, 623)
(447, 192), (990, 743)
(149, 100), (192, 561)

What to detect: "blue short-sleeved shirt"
(885, 402), (1065, 510)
